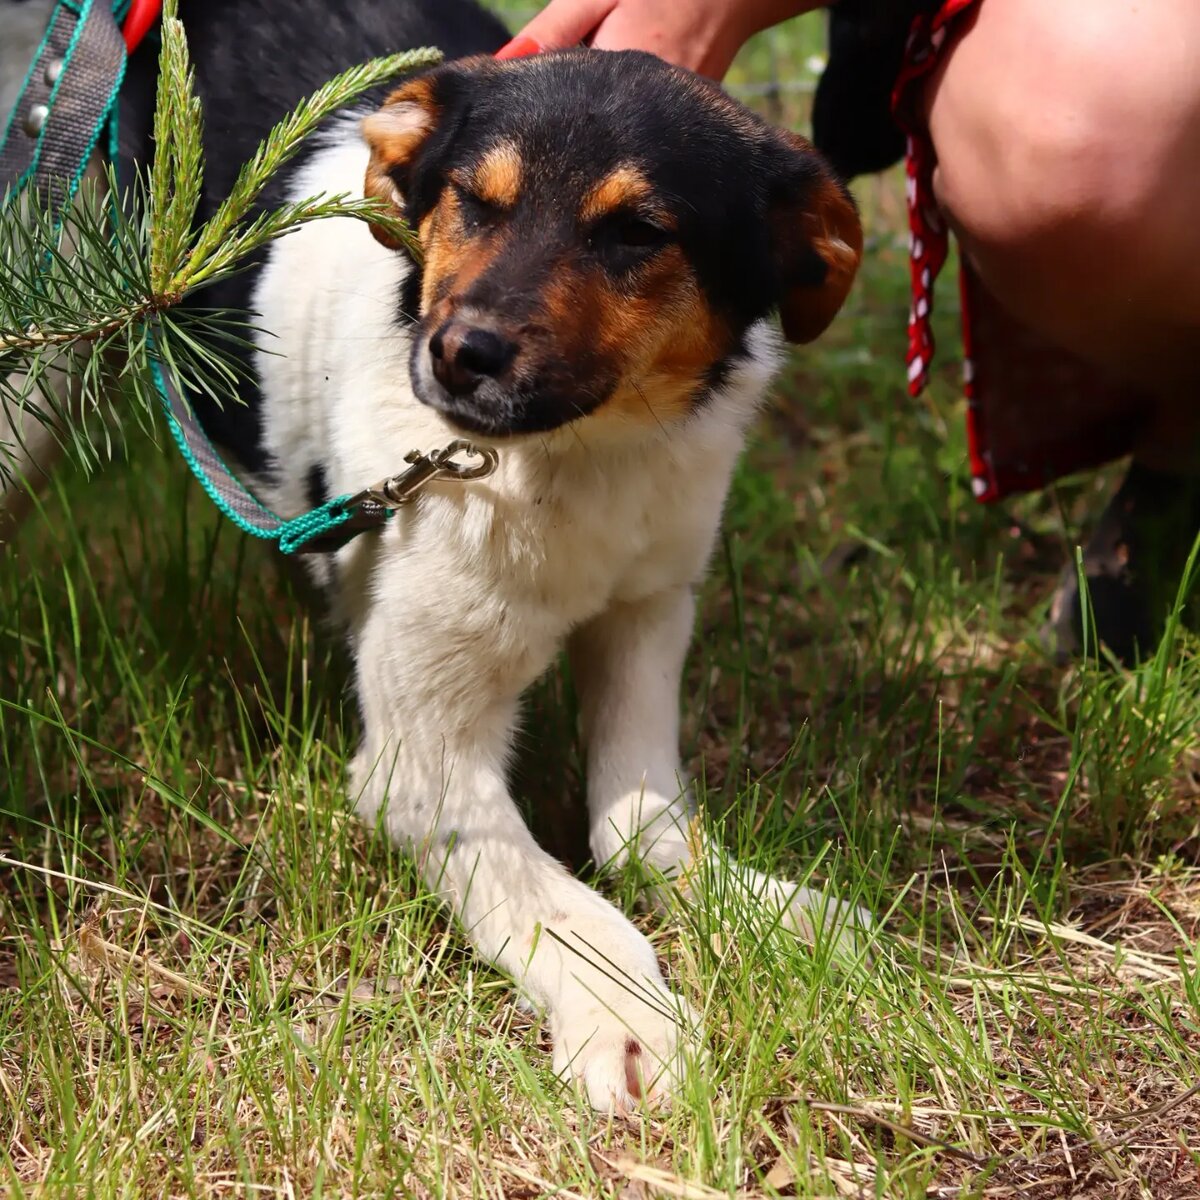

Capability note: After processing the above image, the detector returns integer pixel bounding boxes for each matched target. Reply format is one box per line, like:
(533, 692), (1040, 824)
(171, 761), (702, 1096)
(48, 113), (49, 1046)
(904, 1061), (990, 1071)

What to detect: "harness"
(1, 0), (497, 554)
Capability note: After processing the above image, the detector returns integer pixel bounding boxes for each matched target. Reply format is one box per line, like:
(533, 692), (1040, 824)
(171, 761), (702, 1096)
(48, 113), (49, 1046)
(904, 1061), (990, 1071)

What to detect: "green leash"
(1, 0), (492, 554)
(153, 356), (497, 555)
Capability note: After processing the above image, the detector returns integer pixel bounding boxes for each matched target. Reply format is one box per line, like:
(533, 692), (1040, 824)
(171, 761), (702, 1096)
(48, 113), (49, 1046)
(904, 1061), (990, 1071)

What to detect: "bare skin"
(923, 0), (1200, 472)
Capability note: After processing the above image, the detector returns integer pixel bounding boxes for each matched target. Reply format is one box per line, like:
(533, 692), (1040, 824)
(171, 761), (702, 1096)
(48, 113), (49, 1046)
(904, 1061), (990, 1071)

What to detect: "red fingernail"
(495, 35), (544, 61)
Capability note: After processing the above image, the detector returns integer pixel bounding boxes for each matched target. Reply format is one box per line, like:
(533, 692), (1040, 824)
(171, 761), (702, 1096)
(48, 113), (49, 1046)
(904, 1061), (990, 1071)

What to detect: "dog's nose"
(429, 321), (517, 395)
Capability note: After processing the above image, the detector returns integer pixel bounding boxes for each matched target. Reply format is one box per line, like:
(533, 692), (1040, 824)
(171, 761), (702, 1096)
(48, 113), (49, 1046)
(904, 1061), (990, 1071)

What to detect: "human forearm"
(499, 0), (827, 79)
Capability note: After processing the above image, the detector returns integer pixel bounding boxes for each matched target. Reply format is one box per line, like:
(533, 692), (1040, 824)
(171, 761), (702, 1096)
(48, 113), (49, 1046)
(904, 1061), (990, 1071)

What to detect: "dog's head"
(362, 51), (861, 439)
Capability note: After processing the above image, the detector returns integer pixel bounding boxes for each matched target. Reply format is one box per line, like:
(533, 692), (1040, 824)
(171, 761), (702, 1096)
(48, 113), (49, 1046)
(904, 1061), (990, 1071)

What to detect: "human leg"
(924, 0), (1200, 657)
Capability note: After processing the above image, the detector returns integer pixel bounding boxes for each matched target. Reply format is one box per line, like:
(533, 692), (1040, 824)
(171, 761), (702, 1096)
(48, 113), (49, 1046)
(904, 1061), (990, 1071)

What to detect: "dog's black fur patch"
(305, 462), (330, 511)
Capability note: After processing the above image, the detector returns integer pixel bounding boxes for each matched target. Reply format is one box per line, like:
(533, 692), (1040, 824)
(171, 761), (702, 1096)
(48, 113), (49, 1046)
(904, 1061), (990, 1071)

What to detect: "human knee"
(933, 103), (1157, 266)
(927, 2), (1200, 261)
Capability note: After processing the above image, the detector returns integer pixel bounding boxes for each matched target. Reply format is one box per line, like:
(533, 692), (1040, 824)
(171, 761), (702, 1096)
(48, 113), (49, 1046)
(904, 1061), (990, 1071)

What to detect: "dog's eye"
(612, 215), (669, 248)
(454, 184), (503, 229)
(590, 212), (672, 259)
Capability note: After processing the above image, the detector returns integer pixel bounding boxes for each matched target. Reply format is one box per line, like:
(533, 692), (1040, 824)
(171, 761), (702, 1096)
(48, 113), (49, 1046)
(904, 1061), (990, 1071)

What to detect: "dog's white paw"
(551, 987), (697, 1113)
(695, 855), (873, 957)
(769, 881), (874, 955)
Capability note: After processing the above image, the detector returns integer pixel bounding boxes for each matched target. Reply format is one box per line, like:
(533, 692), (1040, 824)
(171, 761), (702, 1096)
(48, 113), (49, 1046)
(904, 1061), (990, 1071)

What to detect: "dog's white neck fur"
(248, 129), (863, 1112)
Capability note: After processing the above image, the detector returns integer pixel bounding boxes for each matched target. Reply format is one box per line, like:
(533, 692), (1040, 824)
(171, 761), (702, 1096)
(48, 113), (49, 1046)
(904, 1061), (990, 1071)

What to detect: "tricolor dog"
(3, 0), (865, 1110)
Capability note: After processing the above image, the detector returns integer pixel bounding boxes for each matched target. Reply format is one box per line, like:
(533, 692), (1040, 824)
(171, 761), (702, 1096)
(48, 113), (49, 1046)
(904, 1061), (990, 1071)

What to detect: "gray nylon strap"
(157, 360), (391, 553)
(163, 376), (285, 532)
(0, 1), (126, 226)
(0, 8), (75, 186)
(35, 3), (126, 212)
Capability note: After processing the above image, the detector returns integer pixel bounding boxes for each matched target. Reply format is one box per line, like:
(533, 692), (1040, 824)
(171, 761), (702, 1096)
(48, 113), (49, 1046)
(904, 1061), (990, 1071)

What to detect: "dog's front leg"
(570, 587), (871, 950)
(349, 639), (696, 1112)
(569, 588), (697, 879)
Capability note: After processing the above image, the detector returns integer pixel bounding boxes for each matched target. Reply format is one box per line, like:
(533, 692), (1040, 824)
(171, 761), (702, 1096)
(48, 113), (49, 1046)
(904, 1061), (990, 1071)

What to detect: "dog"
(3, 0), (865, 1110)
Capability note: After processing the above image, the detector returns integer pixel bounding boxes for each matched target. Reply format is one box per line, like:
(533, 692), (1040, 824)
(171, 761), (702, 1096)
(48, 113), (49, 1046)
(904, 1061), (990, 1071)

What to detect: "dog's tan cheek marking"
(537, 265), (609, 372)
(418, 192), (507, 317)
(593, 251), (731, 424)
(531, 254), (729, 424)
(469, 140), (523, 210)
(417, 144), (523, 317)
(417, 207), (448, 312)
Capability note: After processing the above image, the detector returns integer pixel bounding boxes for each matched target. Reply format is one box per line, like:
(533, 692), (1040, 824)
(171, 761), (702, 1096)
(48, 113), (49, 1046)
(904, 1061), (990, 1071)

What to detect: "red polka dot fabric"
(890, 0), (1148, 502)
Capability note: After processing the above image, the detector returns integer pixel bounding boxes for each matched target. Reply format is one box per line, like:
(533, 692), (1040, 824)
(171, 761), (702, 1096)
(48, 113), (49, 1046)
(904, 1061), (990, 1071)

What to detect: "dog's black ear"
(767, 131), (863, 343)
(361, 58), (491, 249)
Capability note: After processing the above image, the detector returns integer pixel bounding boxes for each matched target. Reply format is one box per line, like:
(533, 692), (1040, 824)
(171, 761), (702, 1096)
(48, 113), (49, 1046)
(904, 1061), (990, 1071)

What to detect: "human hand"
(497, 0), (816, 80)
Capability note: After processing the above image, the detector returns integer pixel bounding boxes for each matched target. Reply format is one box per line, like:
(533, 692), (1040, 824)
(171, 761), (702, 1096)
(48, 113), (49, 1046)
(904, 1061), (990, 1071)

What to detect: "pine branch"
(149, 7), (204, 292)
(182, 44), (434, 282)
(0, 0), (437, 486)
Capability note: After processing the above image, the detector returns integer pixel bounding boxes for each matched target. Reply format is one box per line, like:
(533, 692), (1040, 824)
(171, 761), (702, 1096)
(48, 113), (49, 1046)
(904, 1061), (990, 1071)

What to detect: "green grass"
(4, 16), (1200, 1197)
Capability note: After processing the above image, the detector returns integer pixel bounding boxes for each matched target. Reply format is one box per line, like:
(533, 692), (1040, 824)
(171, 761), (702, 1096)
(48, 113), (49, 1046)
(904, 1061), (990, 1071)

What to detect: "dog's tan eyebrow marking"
(466, 140), (523, 209)
(580, 164), (663, 224)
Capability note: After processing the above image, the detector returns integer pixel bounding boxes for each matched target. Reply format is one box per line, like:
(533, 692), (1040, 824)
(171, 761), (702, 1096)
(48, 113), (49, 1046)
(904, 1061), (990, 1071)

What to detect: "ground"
(2, 12), (1200, 1200)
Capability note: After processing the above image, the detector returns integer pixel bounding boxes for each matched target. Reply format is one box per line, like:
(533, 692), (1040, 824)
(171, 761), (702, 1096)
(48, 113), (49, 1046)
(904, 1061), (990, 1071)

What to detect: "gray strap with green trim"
(152, 354), (384, 554)
(0, 0), (126, 227)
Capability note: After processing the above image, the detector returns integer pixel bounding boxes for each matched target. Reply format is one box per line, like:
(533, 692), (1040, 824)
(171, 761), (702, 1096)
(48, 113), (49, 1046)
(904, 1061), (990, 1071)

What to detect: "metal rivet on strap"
(23, 104), (49, 137)
(44, 58), (64, 87)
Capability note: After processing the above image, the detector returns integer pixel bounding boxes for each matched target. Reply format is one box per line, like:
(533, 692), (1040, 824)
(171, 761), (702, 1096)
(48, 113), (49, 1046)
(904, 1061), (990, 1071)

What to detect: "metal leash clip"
(349, 439), (499, 510)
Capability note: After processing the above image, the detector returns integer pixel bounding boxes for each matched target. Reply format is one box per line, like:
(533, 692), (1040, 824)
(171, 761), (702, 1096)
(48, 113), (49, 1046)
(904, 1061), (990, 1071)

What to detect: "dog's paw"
(768, 880), (874, 956)
(551, 988), (697, 1114)
(693, 855), (874, 958)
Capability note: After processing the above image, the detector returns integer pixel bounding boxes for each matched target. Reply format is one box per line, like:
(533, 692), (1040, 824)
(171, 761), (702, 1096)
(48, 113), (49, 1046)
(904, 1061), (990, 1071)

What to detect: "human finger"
(496, 0), (618, 57)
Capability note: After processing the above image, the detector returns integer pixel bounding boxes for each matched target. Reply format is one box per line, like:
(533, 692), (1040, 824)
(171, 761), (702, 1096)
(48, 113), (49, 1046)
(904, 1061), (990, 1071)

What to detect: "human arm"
(497, 0), (825, 80)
